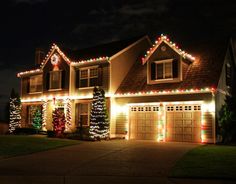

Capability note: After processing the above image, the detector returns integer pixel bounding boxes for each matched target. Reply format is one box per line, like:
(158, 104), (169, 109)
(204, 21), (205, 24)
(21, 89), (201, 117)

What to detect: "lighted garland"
(65, 98), (72, 132)
(141, 34), (195, 64)
(157, 104), (165, 142)
(42, 100), (47, 131)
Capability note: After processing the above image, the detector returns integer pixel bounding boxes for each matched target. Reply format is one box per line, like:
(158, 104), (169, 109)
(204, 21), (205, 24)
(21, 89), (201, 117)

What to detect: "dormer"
(142, 34), (195, 85)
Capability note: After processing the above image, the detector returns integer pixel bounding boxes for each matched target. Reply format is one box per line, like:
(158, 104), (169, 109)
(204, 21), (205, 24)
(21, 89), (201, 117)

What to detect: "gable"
(142, 34), (195, 65)
(148, 42), (180, 62)
(40, 44), (71, 69)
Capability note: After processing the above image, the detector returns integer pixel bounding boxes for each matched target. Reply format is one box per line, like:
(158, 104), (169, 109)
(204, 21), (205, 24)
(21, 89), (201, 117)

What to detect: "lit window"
(156, 62), (173, 79)
(50, 71), (62, 89)
(29, 75), (42, 93)
(79, 103), (90, 126)
(79, 67), (98, 88)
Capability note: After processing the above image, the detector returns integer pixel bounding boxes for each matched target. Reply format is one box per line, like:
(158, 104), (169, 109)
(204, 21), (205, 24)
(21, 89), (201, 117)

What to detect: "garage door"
(166, 105), (201, 142)
(129, 106), (159, 140)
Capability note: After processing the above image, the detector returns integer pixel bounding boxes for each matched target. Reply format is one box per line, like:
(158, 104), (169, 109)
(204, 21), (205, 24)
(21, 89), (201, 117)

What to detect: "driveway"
(0, 140), (208, 184)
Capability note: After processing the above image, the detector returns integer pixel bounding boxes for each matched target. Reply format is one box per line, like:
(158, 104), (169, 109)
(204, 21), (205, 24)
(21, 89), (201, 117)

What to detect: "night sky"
(0, 0), (236, 120)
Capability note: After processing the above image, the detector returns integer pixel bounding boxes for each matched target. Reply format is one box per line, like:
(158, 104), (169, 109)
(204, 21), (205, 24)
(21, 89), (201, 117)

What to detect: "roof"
(17, 35), (145, 77)
(116, 35), (229, 94)
(59, 35), (145, 61)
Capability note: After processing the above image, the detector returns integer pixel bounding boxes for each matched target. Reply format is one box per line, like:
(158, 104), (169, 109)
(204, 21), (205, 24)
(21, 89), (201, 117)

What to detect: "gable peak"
(141, 34), (196, 64)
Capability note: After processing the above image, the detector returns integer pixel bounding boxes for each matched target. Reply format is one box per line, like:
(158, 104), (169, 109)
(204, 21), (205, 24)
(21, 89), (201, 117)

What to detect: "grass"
(0, 135), (80, 158)
(170, 145), (236, 179)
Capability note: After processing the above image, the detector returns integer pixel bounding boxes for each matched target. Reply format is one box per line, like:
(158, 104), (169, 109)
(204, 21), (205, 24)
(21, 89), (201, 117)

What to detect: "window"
(150, 59), (179, 83)
(79, 67), (99, 88)
(155, 61), (173, 79)
(226, 63), (231, 87)
(28, 105), (42, 125)
(79, 103), (90, 126)
(29, 75), (42, 93)
(50, 71), (62, 90)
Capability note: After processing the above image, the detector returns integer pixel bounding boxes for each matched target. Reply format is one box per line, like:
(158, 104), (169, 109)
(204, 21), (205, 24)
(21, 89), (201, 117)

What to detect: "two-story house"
(17, 34), (236, 143)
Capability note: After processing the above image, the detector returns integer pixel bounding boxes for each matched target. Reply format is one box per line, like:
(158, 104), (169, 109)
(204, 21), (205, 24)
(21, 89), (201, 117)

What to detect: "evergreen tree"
(89, 87), (109, 140)
(9, 88), (21, 133)
(32, 108), (42, 130)
(52, 108), (66, 136)
(219, 95), (236, 143)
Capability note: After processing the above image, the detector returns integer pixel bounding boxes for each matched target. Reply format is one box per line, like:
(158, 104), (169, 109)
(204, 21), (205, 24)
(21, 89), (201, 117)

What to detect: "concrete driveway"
(0, 140), (225, 184)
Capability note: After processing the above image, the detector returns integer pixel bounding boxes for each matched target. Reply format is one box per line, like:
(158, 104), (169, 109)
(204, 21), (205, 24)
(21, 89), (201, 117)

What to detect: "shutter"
(172, 59), (179, 78)
(151, 62), (156, 80)
(46, 72), (50, 90)
(61, 70), (66, 89)
(98, 67), (103, 86)
(26, 78), (30, 93)
(76, 70), (80, 88)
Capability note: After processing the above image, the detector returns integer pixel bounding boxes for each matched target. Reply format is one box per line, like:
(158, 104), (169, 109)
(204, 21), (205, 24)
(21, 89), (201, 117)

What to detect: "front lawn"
(0, 135), (80, 158)
(170, 145), (236, 179)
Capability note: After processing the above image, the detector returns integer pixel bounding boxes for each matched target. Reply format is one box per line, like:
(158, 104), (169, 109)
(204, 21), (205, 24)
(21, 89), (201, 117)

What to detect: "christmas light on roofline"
(142, 34), (195, 64)
(71, 56), (109, 65)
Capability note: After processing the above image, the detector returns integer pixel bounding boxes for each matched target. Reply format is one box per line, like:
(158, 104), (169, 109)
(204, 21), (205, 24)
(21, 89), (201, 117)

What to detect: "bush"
(14, 128), (38, 135)
(47, 130), (55, 138)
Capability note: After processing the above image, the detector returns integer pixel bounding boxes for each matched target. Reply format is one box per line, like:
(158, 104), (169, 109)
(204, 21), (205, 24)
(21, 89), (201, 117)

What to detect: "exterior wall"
(112, 93), (215, 143)
(110, 36), (151, 94)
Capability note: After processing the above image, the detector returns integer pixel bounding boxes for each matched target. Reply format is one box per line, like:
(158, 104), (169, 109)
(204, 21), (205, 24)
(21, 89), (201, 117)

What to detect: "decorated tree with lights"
(32, 108), (42, 130)
(52, 108), (66, 137)
(9, 88), (21, 133)
(89, 87), (109, 140)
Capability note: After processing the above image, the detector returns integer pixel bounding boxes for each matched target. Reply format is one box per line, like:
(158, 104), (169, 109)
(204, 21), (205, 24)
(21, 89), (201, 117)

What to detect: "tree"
(218, 95), (236, 143)
(89, 87), (109, 140)
(9, 88), (21, 133)
(32, 108), (42, 130)
(52, 108), (66, 137)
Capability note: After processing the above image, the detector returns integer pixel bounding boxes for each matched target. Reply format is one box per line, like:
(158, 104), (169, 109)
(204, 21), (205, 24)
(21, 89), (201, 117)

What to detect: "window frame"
(78, 103), (91, 127)
(49, 70), (62, 90)
(79, 66), (99, 88)
(29, 74), (43, 94)
(154, 59), (173, 81)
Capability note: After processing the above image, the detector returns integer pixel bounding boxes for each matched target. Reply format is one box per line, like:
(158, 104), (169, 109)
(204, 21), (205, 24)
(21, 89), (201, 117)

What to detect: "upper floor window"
(226, 63), (231, 87)
(29, 74), (42, 93)
(149, 59), (178, 83)
(79, 67), (99, 88)
(50, 70), (62, 90)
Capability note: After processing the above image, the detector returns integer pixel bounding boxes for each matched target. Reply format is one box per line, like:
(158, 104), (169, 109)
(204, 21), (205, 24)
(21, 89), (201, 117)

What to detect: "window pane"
(80, 115), (88, 126)
(90, 68), (98, 77)
(50, 71), (61, 89)
(30, 75), (42, 93)
(90, 78), (98, 87)
(156, 63), (164, 79)
(80, 79), (88, 87)
(165, 62), (172, 78)
(79, 104), (89, 126)
(80, 70), (88, 78)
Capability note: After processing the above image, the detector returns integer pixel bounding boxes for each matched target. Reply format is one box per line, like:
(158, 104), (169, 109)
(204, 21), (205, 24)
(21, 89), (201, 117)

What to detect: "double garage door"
(129, 104), (201, 142)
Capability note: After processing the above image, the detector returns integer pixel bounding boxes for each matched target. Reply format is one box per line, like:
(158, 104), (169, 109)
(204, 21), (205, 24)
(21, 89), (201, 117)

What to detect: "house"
(17, 34), (236, 143)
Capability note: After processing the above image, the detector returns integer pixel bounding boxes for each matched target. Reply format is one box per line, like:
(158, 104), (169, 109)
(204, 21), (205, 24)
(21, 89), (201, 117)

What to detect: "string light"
(71, 57), (109, 65)
(142, 34), (195, 64)
(42, 100), (47, 131)
(64, 98), (72, 132)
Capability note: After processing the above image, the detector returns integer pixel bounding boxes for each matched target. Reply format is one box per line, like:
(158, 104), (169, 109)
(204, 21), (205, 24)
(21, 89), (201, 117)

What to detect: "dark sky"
(0, 0), (236, 120)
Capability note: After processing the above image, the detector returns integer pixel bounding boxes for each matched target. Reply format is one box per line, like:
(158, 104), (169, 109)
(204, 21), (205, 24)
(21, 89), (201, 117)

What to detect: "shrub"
(14, 128), (38, 135)
(47, 130), (55, 138)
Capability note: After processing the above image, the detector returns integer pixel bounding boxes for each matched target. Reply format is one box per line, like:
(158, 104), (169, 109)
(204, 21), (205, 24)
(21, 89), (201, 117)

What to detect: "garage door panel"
(184, 120), (193, 126)
(175, 112), (183, 119)
(166, 105), (201, 143)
